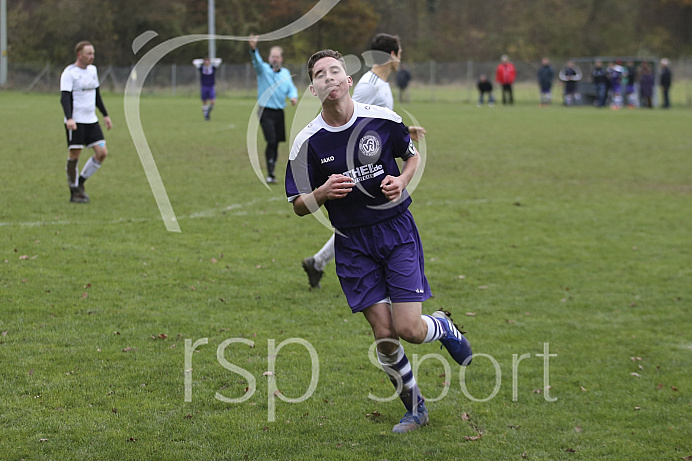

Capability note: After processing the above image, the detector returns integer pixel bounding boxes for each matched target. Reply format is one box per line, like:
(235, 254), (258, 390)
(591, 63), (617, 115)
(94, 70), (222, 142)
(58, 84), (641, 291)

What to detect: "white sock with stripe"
(422, 314), (447, 343)
(377, 345), (423, 412)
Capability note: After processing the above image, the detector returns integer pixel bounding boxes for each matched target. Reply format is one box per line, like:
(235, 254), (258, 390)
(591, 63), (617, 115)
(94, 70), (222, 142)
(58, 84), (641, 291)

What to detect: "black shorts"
(65, 122), (105, 150)
(258, 107), (286, 144)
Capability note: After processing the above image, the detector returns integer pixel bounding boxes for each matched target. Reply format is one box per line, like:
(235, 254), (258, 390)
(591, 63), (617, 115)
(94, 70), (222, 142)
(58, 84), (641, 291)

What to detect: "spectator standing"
(559, 60), (582, 106)
(537, 57), (555, 107)
(477, 74), (495, 106)
(592, 60), (608, 108)
(396, 65), (412, 103)
(625, 61), (638, 107)
(607, 61), (625, 109)
(495, 54), (516, 105)
(659, 58), (672, 109)
(639, 61), (655, 109)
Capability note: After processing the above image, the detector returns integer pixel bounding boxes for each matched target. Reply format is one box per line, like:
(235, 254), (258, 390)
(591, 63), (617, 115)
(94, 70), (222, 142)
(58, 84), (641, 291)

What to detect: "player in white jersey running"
(301, 34), (426, 289)
(60, 41), (112, 203)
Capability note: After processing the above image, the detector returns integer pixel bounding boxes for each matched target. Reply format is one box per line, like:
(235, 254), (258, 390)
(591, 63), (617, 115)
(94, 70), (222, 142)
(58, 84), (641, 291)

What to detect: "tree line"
(7, 0), (692, 68)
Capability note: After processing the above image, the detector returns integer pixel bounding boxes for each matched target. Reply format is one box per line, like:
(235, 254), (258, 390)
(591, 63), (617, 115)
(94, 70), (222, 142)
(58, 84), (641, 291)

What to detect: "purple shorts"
(334, 210), (432, 313)
(201, 85), (216, 101)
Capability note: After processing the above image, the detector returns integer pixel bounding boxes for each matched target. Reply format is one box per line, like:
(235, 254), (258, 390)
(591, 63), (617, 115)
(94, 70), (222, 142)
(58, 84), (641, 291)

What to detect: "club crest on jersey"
(359, 134), (381, 157)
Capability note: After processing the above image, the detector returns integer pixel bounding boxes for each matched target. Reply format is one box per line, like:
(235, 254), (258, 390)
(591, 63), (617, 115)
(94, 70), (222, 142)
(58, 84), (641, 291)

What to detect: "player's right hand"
(322, 174), (354, 200)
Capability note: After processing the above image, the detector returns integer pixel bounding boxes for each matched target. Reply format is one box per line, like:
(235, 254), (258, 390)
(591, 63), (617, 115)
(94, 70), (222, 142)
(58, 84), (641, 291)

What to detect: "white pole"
(1, 0), (8, 86)
(208, 0), (216, 59)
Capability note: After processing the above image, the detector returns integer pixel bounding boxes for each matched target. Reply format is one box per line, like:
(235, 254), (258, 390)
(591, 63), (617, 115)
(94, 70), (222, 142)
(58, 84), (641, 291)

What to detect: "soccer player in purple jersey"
(301, 33), (425, 290)
(193, 57), (222, 121)
(285, 50), (472, 433)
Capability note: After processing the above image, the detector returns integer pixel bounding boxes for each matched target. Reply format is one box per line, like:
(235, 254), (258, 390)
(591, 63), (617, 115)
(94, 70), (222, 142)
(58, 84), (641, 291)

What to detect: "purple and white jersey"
(286, 102), (416, 231)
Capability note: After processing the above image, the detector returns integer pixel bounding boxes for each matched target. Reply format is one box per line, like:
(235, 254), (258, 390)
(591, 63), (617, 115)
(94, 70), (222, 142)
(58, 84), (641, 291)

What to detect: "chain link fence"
(4, 58), (691, 107)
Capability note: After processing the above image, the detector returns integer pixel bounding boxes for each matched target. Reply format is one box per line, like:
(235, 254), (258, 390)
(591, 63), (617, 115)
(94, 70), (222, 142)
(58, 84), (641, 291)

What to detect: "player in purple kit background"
(193, 57), (221, 121)
(285, 49), (472, 434)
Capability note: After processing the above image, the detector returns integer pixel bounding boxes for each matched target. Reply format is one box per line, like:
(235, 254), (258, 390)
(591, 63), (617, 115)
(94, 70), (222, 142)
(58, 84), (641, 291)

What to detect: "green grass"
(1, 90), (691, 460)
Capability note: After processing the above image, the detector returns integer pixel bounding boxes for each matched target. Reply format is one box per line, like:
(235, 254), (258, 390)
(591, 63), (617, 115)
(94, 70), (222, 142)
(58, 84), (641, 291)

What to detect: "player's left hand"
(380, 175), (405, 201)
(104, 116), (113, 130)
(408, 126), (426, 141)
(290, 97), (298, 106)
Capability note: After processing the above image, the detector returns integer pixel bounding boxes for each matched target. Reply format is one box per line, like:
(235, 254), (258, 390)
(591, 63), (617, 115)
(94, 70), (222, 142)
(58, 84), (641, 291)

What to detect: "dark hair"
(370, 33), (400, 65)
(75, 41), (93, 56)
(307, 49), (346, 81)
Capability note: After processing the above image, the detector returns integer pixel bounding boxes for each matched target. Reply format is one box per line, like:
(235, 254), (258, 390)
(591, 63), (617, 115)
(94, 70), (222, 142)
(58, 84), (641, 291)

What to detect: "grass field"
(1, 90), (691, 460)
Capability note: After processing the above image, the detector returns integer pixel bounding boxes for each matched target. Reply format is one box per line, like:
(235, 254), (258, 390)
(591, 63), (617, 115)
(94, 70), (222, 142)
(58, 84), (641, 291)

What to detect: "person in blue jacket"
(249, 34), (298, 184)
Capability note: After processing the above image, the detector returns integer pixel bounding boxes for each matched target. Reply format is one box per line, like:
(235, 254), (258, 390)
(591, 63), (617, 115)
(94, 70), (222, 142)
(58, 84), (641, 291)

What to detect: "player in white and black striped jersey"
(60, 41), (112, 203)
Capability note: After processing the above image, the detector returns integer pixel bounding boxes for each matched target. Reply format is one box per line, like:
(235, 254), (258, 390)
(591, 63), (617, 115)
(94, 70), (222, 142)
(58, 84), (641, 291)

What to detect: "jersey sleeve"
(250, 49), (266, 76)
(391, 121), (414, 160)
(286, 137), (315, 201)
(60, 68), (73, 92)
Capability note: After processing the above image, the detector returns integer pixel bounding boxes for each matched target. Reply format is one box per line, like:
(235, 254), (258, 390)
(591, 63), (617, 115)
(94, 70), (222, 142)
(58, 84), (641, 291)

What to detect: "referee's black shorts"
(258, 107), (286, 144)
(65, 122), (105, 150)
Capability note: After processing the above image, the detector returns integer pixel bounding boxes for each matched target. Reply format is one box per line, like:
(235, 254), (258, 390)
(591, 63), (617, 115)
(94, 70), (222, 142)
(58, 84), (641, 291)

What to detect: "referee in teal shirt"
(249, 35), (298, 184)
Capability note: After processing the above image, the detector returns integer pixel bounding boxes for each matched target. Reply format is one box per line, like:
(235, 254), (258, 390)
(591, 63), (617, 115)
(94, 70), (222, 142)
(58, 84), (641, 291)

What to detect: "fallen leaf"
(532, 389), (542, 394)
(112, 408), (118, 413)
(461, 412), (470, 421)
(574, 426), (582, 433)
(210, 258), (218, 263)
(39, 438), (49, 442)
(123, 347), (134, 352)
(506, 319), (516, 324)
(465, 433), (482, 441)
(263, 371), (274, 376)
(634, 406), (641, 410)
(521, 452), (528, 459)
(2, 331), (7, 336)
(478, 286), (488, 290)
(127, 437), (137, 442)
(565, 448), (576, 453)
(681, 456), (692, 461)
(158, 334), (168, 340)
(262, 427), (269, 431)
(81, 293), (88, 299)
(671, 386), (678, 392)
(458, 275), (466, 279)
(657, 383), (664, 390)
(465, 312), (477, 316)
(28, 369), (33, 376)
(630, 372), (640, 378)
(580, 386), (588, 392)
(19, 255), (29, 260)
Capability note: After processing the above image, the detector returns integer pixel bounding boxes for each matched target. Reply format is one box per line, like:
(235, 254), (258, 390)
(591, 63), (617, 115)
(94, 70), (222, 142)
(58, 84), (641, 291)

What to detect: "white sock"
(80, 156), (101, 179)
(313, 234), (335, 271)
(422, 314), (446, 343)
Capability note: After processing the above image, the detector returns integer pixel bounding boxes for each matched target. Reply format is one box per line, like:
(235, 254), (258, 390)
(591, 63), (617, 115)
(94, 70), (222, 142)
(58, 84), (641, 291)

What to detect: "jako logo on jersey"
(320, 156), (334, 164)
(359, 135), (381, 157)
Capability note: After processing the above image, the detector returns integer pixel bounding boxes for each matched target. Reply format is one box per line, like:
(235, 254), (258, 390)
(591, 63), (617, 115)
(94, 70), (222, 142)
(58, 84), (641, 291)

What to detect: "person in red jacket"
(495, 54), (516, 105)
